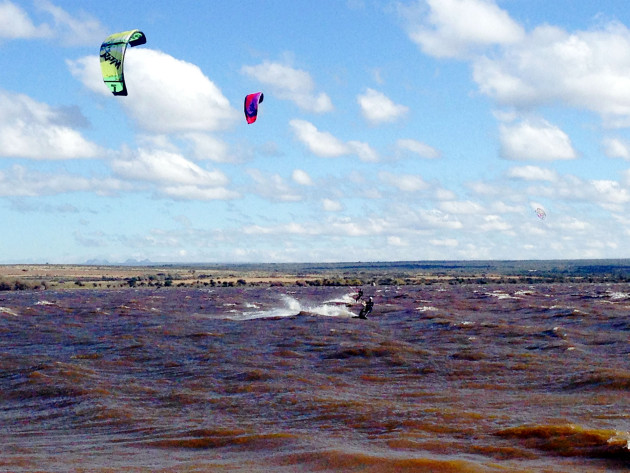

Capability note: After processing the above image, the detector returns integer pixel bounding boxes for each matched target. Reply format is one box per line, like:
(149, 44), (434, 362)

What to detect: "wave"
(227, 295), (355, 321)
(0, 306), (18, 316)
(144, 428), (296, 450)
(564, 370), (630, 391)
(275, 449), (515, 473)
(496, 424), (630, 460)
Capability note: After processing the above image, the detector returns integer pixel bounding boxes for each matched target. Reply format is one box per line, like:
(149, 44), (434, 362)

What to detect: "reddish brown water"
(1, 283), (629, 472)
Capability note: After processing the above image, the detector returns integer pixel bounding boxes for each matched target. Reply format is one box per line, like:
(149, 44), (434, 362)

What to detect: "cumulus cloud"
(473, 22), (630, 125)
(506, 165), (558, 181)
(357, 88), (409, 124)
(439, 200), (484, 214)
(429, 238), (458, 247)
(347, 140), (379, 162)
(387, 236), (407, 247)
(0, 1), (51, 39)
(499, 119), (577, 161)
(0, 1), (104, 45)
(111, 148), (228, 187)
(322, 198), (342, 212)
(161, 185), (238, 201)
(401, 0), (524, 58)
(246, 169), (302, 202)
(241, 60), (333, 113)
(479, 215), (512, 232)
(36, 0), (106, 46)
(0, 91), (101, 159)
(68, 49), (239, 133)
(292, 169), (314, 186)
(182, 133), (233, 163)
(603, 137), (630, 160)
(0, 164), (125, 196)
(289, 119), (378, 161)
(379, 171), (429, 192)
(396, 138), (441, 159)
(109, 147), (237, 201)
(531, 174), (630, 211)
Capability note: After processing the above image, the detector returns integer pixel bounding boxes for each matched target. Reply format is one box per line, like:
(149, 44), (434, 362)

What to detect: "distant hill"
(84, 258), (154, 266)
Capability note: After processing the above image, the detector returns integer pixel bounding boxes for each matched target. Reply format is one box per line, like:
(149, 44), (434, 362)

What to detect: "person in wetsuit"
(358, 296), (373, 319)
(354, 289), (363, 302)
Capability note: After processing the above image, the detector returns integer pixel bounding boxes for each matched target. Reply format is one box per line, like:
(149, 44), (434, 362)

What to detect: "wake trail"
(229, 294), (355, 321)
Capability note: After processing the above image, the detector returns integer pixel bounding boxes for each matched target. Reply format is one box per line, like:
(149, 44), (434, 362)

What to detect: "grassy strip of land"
(0, 260), (629, 291)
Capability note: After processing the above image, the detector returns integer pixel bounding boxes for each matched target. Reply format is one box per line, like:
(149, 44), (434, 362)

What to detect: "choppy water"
(1, 283), (629, 472)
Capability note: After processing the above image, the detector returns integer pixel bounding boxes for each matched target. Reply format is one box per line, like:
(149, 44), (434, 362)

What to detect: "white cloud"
(322, 198), (342, 212)
(429, 238), (458, 247)
(387, 236), (407, 247)
(416, 209), (463, 229)
(479, 214), (512, 232)
(36, 0), (106, 46)
(111, 148), (228, 188)
(0, 1), (104, 45)
(396, 138), (441, 159)
(401, 0), (524, 58)
(603, 137), (630, 160)
(68, 49), (239, 133)
(347, 140), (379, 162)
(292, 169), (314, 186)
(246, 169), (302, 202)
(289, 119), (378, 161)
(109, 147), (238, 201)
(357, 88), (409, 124)
(379, 171), (428, 192)
(532, 174), (630, 211)
(0, 164), (125, 196)
(473, 22), (630, 125)
(0, 1), (51, 39)
(161, 185), (238, 201)
(0, 91), (101, 159)
(506, 165), (558, 181)
(591, 179), (630, 205)
(182, 133), (233, 163)
(499, 119), (577, 161)
(556, 217), (590, 232)
(241, 60), (333, 113)
(289, 119), (347, 157)
(439, 200), (483, 214)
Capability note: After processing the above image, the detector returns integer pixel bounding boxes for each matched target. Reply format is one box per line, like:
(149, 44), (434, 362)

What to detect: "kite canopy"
(244, 92), (264, 124)
(535, 207), (546, 220)
(100, 30), (146, 96)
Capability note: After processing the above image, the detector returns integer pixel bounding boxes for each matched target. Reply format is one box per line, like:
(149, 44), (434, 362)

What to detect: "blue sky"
(2, 0), (630, 263)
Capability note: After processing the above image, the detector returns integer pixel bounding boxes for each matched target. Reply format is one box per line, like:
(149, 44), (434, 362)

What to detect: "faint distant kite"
(535, 207), (546, 220)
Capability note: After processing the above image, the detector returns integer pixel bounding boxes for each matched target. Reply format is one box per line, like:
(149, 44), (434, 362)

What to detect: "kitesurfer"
(354, 289), (363, 302)
(358, 296), (373, 319)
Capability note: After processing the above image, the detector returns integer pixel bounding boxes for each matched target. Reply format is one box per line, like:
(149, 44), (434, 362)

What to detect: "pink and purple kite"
(244, 92), (264, 124)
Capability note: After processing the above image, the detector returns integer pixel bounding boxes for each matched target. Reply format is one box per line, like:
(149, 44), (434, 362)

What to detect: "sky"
(2, 0), (630, 264)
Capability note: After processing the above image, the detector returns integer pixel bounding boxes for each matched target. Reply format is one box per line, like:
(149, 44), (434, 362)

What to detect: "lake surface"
(1, 283), (629, 472)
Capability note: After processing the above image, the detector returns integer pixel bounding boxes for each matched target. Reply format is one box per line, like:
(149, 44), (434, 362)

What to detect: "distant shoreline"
(1, 260), (629, 291)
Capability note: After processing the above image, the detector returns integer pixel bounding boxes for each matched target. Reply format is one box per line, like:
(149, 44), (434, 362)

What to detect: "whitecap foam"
(0, 306), (18, 316)
(514, 290), (534, 296)
(607, 291), (630, 301)
(417, 306), (438, 312)
(35, 300), (56, 306)
(230, 295), (354, 321)
(487, 291), (516, 300)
